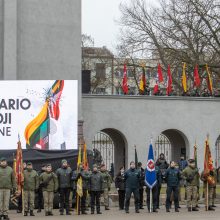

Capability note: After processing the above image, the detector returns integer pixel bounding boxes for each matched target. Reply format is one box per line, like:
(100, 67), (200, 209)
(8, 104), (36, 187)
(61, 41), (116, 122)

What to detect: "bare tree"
(118, 0), (220, 91)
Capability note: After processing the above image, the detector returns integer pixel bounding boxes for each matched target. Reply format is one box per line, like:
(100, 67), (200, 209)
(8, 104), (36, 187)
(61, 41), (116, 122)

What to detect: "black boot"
(45, 212), (49, 216)
(105, 206), (110, 210)
(24, 211), (28, 216)
(192, 207), (199, 211)
(175, 208), (179, 212)
(135, 209), (140, 213)
(48, 212), (53, 216)
(91, 209), (94, 214)
(81, 210), (87, 215)
(37, 209), (41, 213)
(166, 209), (170, 212)
(188, 207), (191, 212)
(97, 208), (102, 214)
(30, 210), (35, 216)
(208, 206), (215, 211)
(3, 216), (10, 220)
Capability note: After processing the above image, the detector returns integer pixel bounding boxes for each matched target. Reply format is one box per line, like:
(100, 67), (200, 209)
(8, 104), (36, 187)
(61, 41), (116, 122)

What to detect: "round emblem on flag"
(147, 159), (155, 172)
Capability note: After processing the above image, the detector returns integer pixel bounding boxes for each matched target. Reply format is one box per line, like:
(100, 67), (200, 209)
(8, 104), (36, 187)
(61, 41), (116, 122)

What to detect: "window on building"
(96, 63), (106, 79)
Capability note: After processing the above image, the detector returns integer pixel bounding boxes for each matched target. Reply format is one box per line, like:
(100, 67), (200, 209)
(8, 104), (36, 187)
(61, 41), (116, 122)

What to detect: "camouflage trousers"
(186, 186), (197, 208)
(23, 190), (35, 212)
(0, 189), (10, 215)
(204, 187), (214, 207)
(102, 189), (109, 207)
(43, 191), (54, 213)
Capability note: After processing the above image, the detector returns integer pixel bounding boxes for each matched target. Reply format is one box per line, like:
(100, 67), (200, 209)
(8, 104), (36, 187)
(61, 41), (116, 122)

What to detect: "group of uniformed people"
(0, 154), (219, 219)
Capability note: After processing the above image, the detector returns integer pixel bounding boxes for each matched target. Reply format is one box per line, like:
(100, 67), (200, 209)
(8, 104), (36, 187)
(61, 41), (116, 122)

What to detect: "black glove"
(187, 176), (194, 183)
(35, 189), (39, 193)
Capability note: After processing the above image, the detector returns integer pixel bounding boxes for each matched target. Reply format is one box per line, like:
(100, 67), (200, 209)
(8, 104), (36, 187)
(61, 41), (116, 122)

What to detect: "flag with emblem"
(145, 144), (157, 189)
(77, 146), (83, 197)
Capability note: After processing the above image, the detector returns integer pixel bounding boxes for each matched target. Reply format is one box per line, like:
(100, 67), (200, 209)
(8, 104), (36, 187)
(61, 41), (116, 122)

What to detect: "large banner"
(0, 80), (78, 150)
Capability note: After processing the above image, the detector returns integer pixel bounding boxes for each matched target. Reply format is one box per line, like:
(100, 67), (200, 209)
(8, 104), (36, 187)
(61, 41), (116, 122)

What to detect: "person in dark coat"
(146, 166), (162, 212)
(115, 166), (125, 210)
(56, 159), (72, 215)
(165, 161), (181, 212)
(124, 161), (141, 214)
(89, 164), (104, 214)
(137, 162), (145, 209)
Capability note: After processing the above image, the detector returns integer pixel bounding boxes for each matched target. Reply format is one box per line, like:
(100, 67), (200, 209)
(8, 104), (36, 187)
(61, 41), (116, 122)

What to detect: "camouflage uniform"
(100, 169), (112, 209)
(182, 166), (199, 210)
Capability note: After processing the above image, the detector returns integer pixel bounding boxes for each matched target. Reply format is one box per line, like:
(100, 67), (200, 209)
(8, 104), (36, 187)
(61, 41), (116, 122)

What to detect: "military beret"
(27, 162), (32, 166)
(0, 157), (6, 162)
(61, 159), (67, 164)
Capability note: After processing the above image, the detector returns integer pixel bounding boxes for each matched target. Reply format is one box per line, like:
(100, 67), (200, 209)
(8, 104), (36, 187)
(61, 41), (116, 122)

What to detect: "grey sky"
(82, 0), (157, 51)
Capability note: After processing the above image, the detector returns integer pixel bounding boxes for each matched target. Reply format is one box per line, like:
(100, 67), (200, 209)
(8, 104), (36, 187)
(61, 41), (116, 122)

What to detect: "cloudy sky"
(82, 0), (157, 51)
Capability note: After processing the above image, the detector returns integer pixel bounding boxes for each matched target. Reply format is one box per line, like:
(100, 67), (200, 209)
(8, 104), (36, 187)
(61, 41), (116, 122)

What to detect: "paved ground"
(8, 206), (220, 220)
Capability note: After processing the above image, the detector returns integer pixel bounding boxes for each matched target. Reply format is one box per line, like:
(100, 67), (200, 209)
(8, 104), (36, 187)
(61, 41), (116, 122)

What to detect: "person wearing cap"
(37, 164), (47, 213)
(39, 164), (58, 216)
(200, 168), (217, 211)
(182, 159), (200, 212)
(89, 164), (104, 214)
(23, 162), (39, 216)
(124, 161), (141, 214)
(100, 164), (112, 210)
(137, 162), (145, 210)
(56, 159), (72, 215)
(71, 162), (90, 214)
(0, 157), (16, 220)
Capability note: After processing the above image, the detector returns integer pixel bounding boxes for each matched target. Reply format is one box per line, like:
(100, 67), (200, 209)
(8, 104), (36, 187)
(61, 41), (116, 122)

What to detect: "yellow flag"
(206, 64), (213, 94)
(182, 63), (187, 92)
(77, 146), (83, 197)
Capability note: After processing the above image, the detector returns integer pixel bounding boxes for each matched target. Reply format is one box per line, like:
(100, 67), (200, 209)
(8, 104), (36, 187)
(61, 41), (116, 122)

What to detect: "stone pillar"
(78, 120), (84, 149)
(3, 0), (17, 79)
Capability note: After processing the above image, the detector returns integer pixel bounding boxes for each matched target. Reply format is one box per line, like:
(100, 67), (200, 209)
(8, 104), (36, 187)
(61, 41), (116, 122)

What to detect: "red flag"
(153, 82), (159, 95)
(166, 65), (172, 95)
(122, 64), (128, 94)
(15, 139), (24, 192)
(194, 65), (201, 88)
(158, 63), (163, 83)
(204, 138), (214, 176)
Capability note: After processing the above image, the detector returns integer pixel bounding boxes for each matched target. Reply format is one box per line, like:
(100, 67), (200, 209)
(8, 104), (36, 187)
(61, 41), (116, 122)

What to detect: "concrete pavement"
(8, 206), (220, 220)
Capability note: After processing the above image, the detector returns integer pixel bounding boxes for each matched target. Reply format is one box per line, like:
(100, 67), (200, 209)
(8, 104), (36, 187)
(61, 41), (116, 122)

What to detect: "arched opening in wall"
(215, 136), (220, 167)
(92, 129), (127, 177)
(155, 129), (189, 163)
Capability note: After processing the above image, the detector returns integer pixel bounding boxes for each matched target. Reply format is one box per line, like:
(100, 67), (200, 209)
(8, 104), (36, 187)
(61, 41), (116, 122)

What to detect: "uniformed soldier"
(39, 164), (58, 216)
(165, 161), (181, 212)
(0, 157), (16, 220)
(115, 166), (125, 210)
(56, 159), (72, 215)
(200, 169), (216, 211)
(89, 164), (104, 214)
(124, 161), (140, 214)
(100, 164), (112, 210)
(72, 163), (90, 214)
(137, 162), (145, 209)
(23, 162), (39, 216)
(182, 159), (200, 212)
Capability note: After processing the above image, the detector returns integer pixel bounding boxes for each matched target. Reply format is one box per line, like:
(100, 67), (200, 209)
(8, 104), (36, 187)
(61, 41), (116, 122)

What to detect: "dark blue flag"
(145, 144), (157, 189)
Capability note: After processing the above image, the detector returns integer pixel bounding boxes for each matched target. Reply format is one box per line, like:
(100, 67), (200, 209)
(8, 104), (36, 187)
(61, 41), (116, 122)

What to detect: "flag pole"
(150, 137), (153, 213)
(206, 134), (209, 211)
